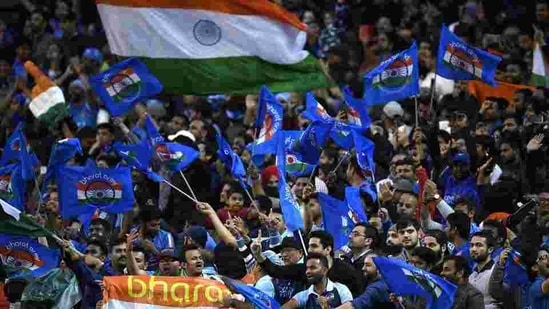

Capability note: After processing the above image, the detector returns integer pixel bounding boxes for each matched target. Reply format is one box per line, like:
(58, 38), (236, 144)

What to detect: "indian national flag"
(532, 43), (548, 87)
(24, 61), (67, 128)
(372, 56), (414, 88)
(442, 45), (483, 79)
(96, 0), (332, 95)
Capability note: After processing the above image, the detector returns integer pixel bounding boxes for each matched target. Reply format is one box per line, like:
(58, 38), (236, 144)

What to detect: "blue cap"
(11, 93), (27, 106)
(82, 48), (103, 63)
(452, 152), (470, 165)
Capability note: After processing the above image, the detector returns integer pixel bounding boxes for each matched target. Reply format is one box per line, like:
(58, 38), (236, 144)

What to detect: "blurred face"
(110, 243), (127, 268)
(281, 246), (302, 265)
(269, 213), (285, 233)
(183, 249), (203, 276)
(387, 229), (401, 246)
(30, 12), (45, 30)
(190, 120), (205, 141)
(454, 202), (474, 219)
(307, 198), (321, 219)
(169, 116), (185, 133)
(395, 164), (414, 180)
(97, 128), (114, 146)
(348, 226), (368, 250)
(537, 3), (549, 22)
(89, 224), (105, 238)
(292, 177), (309, 199)
(308, 237), (330, 256)
(398, 224), (419, 250)
(362, 255), (379, 282)
(449, 113), (468, 131)
(227, 192), (244, 212)
(146, 219), (161, 234)
(16, 44), (30, 61)
(537, 250), (549, 276)
(159, 257), (181, 276)
(319, 151), (334, 166)
(46, 44), (61, 61)
(397, 193), (418, 219)
(452, 162), (469, 180)
(65, 221), (81, 239)
(85, 244), (104, 260)
(46, 192), (59, 213)
(469, 236), (491, 262)
(133, 251), (147, 270)
(500, 143), (515, 161)
(440, 260), (459, 283)
(305, 258), (327, 285)
(220, 184), (231, 204)
(55, 1), (69, 18)
(423, 236), (442, 257)
(410, 255), (429, 270)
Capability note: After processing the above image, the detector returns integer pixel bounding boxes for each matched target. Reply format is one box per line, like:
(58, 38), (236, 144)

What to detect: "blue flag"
(44, 138), (83, 189)
(504, 249), (529, 286)
(302, 92), (335, 123)
(293, 121), (332, 165)
(318, 193), (360, 250)
(216, 133), (246, 181)
(436, 25), (502, 86)
(0, 235), (60, 279)
(144, 114), (164, 146)
(373, 256), (457, 309)
(276, 136), (304, 232)
(344, 186), (369, 222)
(223, 277), (280, 309)
(0, 123), (39, 179)
(57, 165), (135, 218)
(0, 164), (25, 211)
(89, 57), (163, 116)
(343, 86), (371, 129)
(14, 128), (35, 181)
(112, 141), (163, 182)
(330, 121), (355, 150)
(352, 130), (375, 172)
(154, 142), (200, 173)
(363, 41), (420, 105)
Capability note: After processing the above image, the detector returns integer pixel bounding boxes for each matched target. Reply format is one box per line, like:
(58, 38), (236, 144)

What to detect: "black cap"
(280, 237), (301, 251)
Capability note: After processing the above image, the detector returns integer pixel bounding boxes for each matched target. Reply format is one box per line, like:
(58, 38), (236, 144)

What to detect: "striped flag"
(532, 43), (548, 87)
(24, 61), (67, 129)
(96, 0), (332, 94)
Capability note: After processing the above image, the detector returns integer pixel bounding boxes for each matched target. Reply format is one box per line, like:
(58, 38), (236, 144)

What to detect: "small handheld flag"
(363, 41), (419, 105)
(436, 25), (502, 86)
(0, 234), (60, 279)
(89, 58), (163, 116)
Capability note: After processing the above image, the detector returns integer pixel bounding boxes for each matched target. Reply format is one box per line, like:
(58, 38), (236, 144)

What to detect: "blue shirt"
(292, 280), (353, 308)
(452, 242), (474, 268)
(132, 228), (175, 271)
(351, 278), (391, 308)
(69, 260), (114, 309)
(528, 276), (549, 309)
(69, 102), (97, 129)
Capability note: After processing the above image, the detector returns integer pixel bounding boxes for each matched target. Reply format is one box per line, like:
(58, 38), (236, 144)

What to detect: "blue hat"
(452, 152), (470, 165)
(11, 93), (27, 106)
(82, 48), (103, 63)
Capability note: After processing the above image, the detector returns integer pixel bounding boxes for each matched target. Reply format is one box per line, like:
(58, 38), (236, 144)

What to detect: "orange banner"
(103, 276), (231, 308)
(468, 80), (535, 103)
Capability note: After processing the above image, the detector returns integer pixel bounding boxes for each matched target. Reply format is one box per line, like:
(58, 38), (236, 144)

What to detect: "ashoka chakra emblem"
(193, 20), (222, 46)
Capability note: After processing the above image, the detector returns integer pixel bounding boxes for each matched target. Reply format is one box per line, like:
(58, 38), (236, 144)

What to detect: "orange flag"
(468, 80), (535, 103)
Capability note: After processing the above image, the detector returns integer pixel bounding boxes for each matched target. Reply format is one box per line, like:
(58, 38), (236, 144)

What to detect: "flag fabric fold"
(276, 135), (304, 232)
(293, 120), (332, 165)
(89, 57), (163, 116)
(352, 130), (375, 172)
(436, 25), (501, 86)
(216, 133), (246, 181)
(0, 163), (25, 211)
(373, 256), (457, 309)
(57, 165), (135, 218)
(222, 276), (281, 309)
(250, 85), (284, 164)
(43, 138), (83, 189)
(96, 0), (331, 94)
(318, 193), (359, 250)
(112, 140), (163, 182)
(363, 41), (419, 105)
(343, 86), (372, 129)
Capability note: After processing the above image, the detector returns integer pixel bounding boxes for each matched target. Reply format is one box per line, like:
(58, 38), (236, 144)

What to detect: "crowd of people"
(2, 0), (549, 308)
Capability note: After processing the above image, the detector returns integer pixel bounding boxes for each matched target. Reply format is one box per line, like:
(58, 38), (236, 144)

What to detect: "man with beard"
(468, 231), (502, 309)
(346, 223), (379, 272)
(108, 238), (127, 275)
(131, 209), (175, 271)
(282, 253), (353, 309)
(181, 245), (208, 278)
(336, 253), (393, 309)
(396, 219), (421, 262)
(423, 229), (449, 275)
(440, 256), (484, 309)
(67, 79), (97, 129)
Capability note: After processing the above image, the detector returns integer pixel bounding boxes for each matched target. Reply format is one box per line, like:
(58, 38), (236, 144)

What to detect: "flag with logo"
(302, 92), (335, 123)
(279, 130), (315, 177)
(0, 164), (25, 211)
(437, 25), (502, 86)
(89, 57), (163, 117)
(504, 249), (529, 286)
(0, 234), (60, 278)
(250, 85), (284, 165)
(276, 136), (304, 232)
(13, 127), (36, 181)
(330, 121), (355, 150)
(352, 130), (375, 172)
(373, 256), (457, 309)
(43, 138), (83, 189)
(153, 142), (200, 173)
(216, 133), (246, 181)
(293, 120), (332, 165)
(112, 141), (163, 182)
(144, 114), (165, 146)
(318, 193), (360, 250)
(344, 187), (369, 223)
(343, 86), (371, 129)
(222, 277), (280, 309)
(363, 41), (419, 105)
(57, 165), (135, 218)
